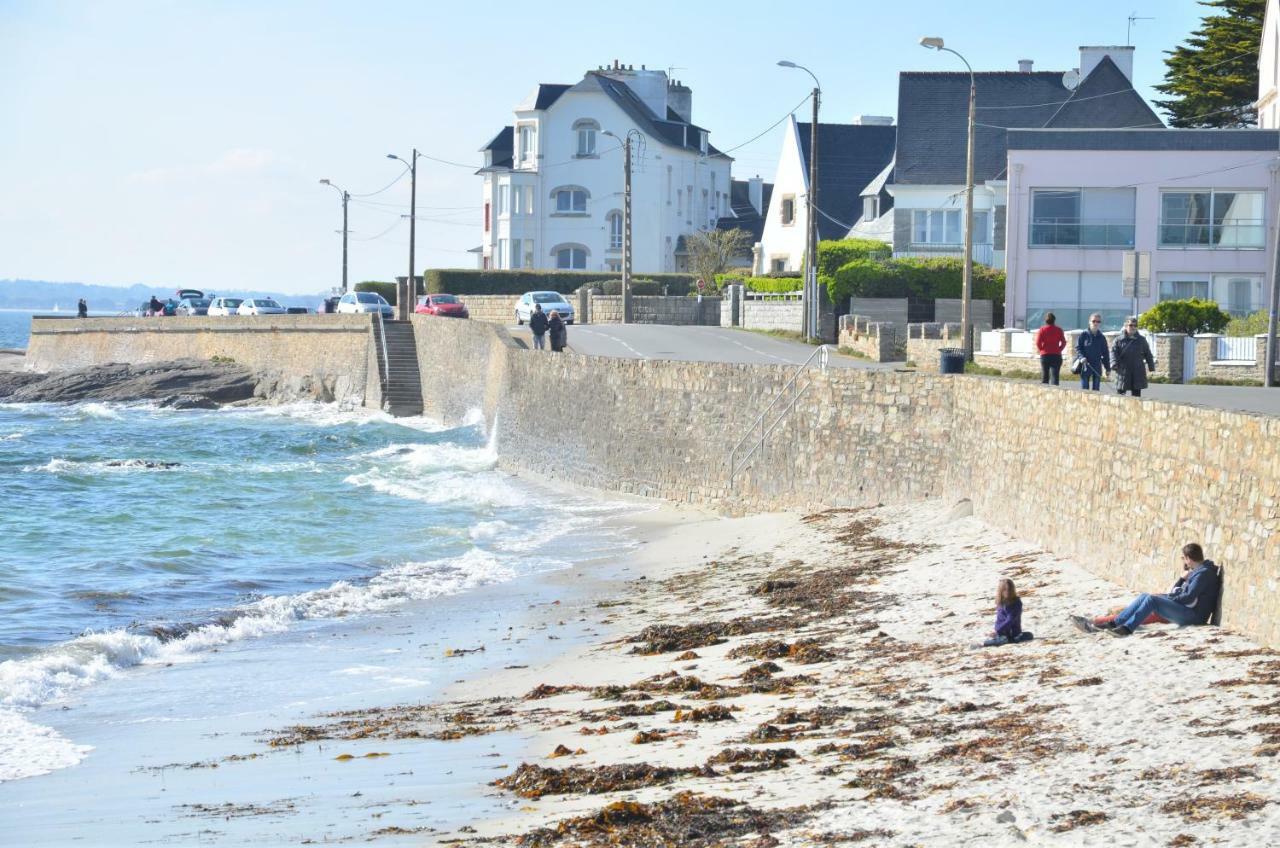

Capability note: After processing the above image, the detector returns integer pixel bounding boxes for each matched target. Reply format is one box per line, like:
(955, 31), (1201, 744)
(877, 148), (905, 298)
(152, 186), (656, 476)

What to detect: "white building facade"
(477, 63), (731, 274)
(1260, 0), (1280, 129)
(1004, 128), (1279, 330)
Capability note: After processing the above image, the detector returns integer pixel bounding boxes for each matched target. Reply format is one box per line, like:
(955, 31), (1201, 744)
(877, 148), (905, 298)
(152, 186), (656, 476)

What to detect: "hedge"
(1225, 309), (1270, 337)
(597, 279), (663, 296)
(714, 274), (804, 294)
(816, 238), (891, 280)
(423, 269), (696, 296)
(354, 280), (399, 304)
(828, 257), (1004, 311)
(1138, 298), (1230, 335)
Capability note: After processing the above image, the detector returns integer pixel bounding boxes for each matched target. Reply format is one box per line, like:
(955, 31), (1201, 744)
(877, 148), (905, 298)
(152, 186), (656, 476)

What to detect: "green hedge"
(816, 238), (891, 280)
(354, 280), (399, 305)
(423, 269), (696, 296)
(1138, 298), (1230, 335)
(1225, 309), (1270, 337)
(598, 279), (662, 296)
(714, 274), (804, 294)
(828, 257), (1004, 311)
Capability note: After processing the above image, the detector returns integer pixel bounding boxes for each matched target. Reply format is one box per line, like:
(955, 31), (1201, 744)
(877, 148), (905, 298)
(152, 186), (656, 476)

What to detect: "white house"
(477, 62), (732, 274)
(1004, 128), (1278, 330)
(1259, 0), (1280, 128)
(757, 116), (896, 273)
(886, 47), (1162, 271)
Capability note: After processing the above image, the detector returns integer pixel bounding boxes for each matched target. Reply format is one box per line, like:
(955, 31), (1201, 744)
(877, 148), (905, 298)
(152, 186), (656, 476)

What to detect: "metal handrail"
(728, 344), (830, 483)
(374, 311), (390, 391)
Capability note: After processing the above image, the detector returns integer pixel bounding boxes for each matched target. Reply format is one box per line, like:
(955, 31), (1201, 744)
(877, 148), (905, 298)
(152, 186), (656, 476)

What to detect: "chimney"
(599, 63), (671, 118)
(851, 115), (894, 126)
(748, 176), (764, 215)
(1079, 45), (1134, 83)
(1018, 59), (1034, 73)
(668, 79), (692, 123)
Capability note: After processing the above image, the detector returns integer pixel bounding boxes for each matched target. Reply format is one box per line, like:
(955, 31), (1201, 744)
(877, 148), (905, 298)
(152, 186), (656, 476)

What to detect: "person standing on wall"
(1035, 312), (1067, 385)
(1112, 317), (1154, 398)
(77, 298), (88, 318)
(1075, 312), (1110, 391)
(547, 310), (567, 353)
(529, 302), (548, 351)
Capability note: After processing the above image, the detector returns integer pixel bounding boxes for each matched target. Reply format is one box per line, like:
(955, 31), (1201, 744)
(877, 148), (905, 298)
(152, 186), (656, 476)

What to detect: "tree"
(686, 229), (752, 291)
(1138, 298), (1230, 335)
(1153, 0), (1264, 127)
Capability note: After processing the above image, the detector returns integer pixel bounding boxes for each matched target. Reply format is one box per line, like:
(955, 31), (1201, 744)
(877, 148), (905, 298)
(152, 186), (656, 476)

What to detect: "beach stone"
(159, 394), (221, 410)
(996, 810), (1016, 824)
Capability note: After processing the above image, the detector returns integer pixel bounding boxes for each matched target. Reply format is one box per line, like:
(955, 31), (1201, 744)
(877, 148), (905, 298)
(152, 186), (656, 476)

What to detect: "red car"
(414, 294), (469, 319)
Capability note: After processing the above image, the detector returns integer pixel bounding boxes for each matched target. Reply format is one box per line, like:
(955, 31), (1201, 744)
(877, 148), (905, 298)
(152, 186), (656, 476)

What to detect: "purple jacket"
(994, 600), (1023, 639)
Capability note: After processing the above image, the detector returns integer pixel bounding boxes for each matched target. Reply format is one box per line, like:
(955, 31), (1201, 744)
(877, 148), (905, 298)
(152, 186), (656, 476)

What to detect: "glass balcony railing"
(1158, 221), (1266, 249)
(1030, 219), (1136, 248)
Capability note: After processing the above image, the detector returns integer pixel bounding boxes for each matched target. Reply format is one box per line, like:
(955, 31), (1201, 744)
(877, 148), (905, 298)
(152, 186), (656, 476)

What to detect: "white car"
(336, 291), (394, 316)
(515, 291), (575, 325)
(207, 296), (244, 316)
(239, 298), (287, 315)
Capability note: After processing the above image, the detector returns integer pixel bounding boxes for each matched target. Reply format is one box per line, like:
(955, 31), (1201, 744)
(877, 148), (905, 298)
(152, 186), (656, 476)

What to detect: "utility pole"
(622, 133), (633, 324)
(961, 72), (976, 361)
(319, 179), (350, 293)
(385, 150), (420, 320)
(806, 85), (820, 341)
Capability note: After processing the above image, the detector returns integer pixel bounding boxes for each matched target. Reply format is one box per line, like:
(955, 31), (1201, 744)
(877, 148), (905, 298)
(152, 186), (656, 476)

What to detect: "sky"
(1, 0), (1212, 294)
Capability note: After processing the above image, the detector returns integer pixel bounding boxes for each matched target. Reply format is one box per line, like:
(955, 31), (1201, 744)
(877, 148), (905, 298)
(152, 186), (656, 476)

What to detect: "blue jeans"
(532, 332), (546, 350)
(1080, 369), (1101, 390)
(1114, 593), (1201, 631)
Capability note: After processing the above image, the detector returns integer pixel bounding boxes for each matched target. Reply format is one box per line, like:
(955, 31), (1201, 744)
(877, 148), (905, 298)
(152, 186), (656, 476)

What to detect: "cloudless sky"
(1, 0), (1210, 294)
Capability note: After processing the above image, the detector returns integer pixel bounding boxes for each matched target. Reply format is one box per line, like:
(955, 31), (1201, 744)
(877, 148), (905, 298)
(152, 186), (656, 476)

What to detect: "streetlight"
(778, 60), (821, 341)
(318, 179), (349, 294)
(386, 150), (420, 320)
(602, 129), (642, 323)
(920, 36), (976, 361)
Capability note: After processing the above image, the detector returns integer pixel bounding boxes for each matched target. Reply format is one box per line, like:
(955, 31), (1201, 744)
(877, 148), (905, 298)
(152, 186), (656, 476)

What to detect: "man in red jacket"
(1035, 312), (1067, 385)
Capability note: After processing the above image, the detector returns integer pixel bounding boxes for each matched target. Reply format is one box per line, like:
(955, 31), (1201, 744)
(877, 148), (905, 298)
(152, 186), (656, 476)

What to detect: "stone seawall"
(26, 315), (374, 406)
(412, 314), (1280, 647)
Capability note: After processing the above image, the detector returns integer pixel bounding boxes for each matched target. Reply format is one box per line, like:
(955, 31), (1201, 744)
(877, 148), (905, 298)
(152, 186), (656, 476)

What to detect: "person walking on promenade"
(547, 310), (567, 353)
(1080, 544), (1221, 638)
(529, 303), (548, 351)
(1112, 317), (1154, 398)
(77, 298), (88, 318)
(1035, 312), (1067, 385)
(1075, 312), (1110, 391)
(977, 578), (1033, 647)
(149, 295), (163, 316)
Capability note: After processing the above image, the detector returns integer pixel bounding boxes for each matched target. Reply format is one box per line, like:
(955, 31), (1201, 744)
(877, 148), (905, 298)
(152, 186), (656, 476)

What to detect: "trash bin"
(939, 348), (965, 375)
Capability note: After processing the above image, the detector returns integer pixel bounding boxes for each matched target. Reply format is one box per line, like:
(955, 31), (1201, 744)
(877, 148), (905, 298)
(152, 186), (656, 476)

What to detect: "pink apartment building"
(1003, 128), (1280, 330)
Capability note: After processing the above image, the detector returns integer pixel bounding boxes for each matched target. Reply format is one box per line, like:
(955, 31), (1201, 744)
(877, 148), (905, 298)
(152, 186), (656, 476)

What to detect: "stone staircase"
(375, 320), (424, 417)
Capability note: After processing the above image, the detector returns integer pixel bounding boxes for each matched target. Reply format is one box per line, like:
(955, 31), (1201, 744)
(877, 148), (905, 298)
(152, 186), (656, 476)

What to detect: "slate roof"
(715, 179), (775, 242)
(534, 84), (571, 111)
(795, 122), (897, 241)
(894, 56), (1163, 185)
(1007, 128), (1280, 151)
(573, 72), (729, 157)
(476, 126), (513, 173)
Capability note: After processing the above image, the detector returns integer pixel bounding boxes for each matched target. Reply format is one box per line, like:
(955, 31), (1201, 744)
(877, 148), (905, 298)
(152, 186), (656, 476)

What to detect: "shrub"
(816, 239), (891, 280)
(827, 257), (1004, 313)
(714, 274), (804, 295)
(1138, 298), (1230, 335)
(354, 280), (399, 305)
(1226, 309), (1271, 337)
(600, 279), (662, 296)
(423, 269), (696, 296)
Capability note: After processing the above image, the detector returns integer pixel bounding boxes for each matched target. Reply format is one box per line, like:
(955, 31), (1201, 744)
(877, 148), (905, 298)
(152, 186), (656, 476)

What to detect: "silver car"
(515, 291), (574, 325)
(336, 291), (394, 316)
(207, 297), (243, 316)
(239, 298), (287, 315)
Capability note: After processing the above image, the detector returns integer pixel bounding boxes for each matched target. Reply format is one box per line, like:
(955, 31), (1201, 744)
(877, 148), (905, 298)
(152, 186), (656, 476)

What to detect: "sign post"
(1121, 250), (1151, 319)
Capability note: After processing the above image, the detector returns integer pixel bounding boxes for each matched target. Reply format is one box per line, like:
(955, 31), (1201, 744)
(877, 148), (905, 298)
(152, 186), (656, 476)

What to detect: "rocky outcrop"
(0, 359), (258, 407)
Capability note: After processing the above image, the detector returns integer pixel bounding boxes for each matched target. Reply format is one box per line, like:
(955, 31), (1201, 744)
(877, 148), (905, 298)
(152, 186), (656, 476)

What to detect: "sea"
(0, 310), (640, 842)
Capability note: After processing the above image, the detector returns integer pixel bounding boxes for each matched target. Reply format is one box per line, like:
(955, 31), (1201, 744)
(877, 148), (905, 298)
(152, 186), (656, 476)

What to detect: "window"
(863, 196), (878, 221)
(484, 201), (490, 232)
(606, 260), (622, 272)
(973, 211), (992, 244)
(607, 211), (623, 249)
(677, 189), (683, 216)
(522, 240), (534, 269)
(1160, 190), (1265, 248)
(554, 245), (588, 269)
(771, 257), (788, 272)
(667, 166), (673, 205)
(699, 130), (709, 154)
(1161, 274), (1266, 316)
(781, 195), (796, 226)
(496, 238), (508, 270)
(1030, 188), (1136, 247)
(573, 119), (599, 157)
(1026, 270), (1130, 331)
(552, 187), (588, 214)
(1159, 277), (1210, 301)
(496, 185), (508, 216)
(912, 210), (961, 244)
(509, 239), (522, 269)
(512, 185), (524, 215)
(518, 125), (536, 166)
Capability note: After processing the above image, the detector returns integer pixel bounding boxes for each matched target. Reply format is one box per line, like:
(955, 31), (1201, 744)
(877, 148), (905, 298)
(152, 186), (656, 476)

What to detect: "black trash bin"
(939, 348), (965, 374)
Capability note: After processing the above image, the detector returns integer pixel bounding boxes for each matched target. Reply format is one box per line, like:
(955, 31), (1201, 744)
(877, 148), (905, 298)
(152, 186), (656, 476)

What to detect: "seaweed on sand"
(627, 616), (796, 655)
(493, 762), (715, 799)
(727, 639), (836, 664)
(1160, 792), (1271, 821)
(705, 747), (798, 773)
(1048, 810), (1109, 832)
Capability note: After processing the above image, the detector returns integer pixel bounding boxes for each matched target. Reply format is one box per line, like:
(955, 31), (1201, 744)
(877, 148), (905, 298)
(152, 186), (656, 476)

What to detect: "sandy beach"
(278, 498), (1280, 846)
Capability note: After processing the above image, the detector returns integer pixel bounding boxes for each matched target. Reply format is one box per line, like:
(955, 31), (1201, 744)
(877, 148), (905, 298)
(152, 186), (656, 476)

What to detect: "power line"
(719, 93), (812, 154)
(350, 165), (409, 198)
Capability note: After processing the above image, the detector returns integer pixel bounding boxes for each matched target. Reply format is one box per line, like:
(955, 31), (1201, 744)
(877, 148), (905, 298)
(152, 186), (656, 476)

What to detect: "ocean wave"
(57, 402), (122, 421)
(0, 708), (92, 782)
(21, 457), (182, 475)
(0, 432), (23, 442)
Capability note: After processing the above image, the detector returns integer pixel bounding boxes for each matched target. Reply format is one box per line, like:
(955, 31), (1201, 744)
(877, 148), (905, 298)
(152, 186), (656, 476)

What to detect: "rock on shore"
(0, 359), (258, 407)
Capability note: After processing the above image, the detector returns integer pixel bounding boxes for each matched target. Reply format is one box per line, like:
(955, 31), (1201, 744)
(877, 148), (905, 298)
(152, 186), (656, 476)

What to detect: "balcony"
(896, 243), (996, 267)
(1030, 218), (1135, 249)
(1159, 220), (1265, 250)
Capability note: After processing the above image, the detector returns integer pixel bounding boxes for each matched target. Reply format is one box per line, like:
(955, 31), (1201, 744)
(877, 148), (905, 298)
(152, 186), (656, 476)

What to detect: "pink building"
(1004, 129), (1279, 330)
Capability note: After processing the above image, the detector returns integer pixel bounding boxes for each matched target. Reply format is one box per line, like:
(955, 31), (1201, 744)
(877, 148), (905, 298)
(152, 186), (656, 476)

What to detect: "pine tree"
(1153, 0), (1265, 127)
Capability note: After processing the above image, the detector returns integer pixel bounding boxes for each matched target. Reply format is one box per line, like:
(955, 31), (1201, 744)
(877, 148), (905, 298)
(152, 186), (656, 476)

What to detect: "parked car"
(239, 298), (287, 315)
(515, 291), (574, 325)
(285, 306), (311, 315)
(176, 288), (204, 301)
(207, 297), (244, 316)
(336, 291), (394, 317)
(176, 297), (211, 316)
(415, 294), (469, 319)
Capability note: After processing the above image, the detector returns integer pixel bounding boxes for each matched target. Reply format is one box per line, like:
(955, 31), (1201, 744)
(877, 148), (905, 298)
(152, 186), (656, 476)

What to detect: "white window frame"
(911, 209), (962, 245)
(607, 211), (623, 250)
(553, 244), (588, 270)
(573, 119), (599, 157)
(781, 195), (796, 226)
(1158, 189), (1266, 250)
(517, 124), (537, 168)
(552, 186), (588, 214)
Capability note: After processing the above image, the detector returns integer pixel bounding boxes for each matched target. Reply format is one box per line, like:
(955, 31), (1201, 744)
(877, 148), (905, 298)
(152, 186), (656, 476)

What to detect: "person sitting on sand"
(1074, 543), (1220, 638)
(978, 578), (1034, 647)
(1072, 560), (1192, 633)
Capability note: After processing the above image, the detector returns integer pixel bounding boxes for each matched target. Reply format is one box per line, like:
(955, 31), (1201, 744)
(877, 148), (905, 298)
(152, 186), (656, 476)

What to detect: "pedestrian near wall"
(77, 298), (88, 318)
(1074, 312), (1110, 391)
(1112, 317), (1154, 398)
(1035, 312), (1067, 385)
(529, 303), (548, 351)
(547, 310), (567, 353)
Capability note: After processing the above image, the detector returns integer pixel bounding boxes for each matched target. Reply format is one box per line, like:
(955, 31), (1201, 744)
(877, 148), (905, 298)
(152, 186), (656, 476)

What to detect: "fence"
(1215, 336), (1257, 362)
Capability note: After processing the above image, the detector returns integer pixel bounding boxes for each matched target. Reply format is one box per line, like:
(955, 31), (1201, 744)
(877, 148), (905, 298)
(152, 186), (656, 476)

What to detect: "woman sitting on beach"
(978, 578), (1034, 647)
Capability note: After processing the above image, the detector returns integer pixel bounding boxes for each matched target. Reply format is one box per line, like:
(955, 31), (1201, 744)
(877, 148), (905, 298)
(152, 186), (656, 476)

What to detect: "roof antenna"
(1127, 11), (1154, 46)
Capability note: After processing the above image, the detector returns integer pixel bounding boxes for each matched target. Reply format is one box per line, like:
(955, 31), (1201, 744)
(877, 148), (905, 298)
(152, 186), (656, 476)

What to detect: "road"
(510, 323), (891, 369)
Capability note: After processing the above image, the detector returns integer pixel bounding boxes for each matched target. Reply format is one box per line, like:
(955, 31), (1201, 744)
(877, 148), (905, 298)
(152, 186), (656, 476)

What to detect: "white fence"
(1216, 336), (1257, 362)
(1010, 333), (1037, 355)
(979, 330), (1001, 354)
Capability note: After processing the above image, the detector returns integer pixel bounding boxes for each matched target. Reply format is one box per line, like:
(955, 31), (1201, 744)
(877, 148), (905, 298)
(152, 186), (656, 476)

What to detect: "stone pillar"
(1153, 333), (1186, 383)
(1194, 334), (1221, 375)
(578, 288), (591, 324)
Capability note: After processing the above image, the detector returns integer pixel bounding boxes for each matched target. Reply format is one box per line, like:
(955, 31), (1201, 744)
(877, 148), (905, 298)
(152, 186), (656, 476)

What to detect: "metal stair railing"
(728, 345), (830, 484)
(374, 311), (391, 393)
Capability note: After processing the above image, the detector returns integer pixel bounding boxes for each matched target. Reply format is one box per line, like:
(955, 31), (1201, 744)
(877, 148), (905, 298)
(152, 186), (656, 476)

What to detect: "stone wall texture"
(413, 314), (1280, 648)
(459, 296), (519, 324)
(588, 295), (721, 326)
(26, 315), (374, 406)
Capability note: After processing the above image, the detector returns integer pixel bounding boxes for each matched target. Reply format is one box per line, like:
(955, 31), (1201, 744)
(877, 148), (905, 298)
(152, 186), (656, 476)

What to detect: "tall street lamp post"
(386, 150), (420, 320)
(921, 36), (976, 361)
(318, 179), (349, 294)
(778, 60), (821, 341)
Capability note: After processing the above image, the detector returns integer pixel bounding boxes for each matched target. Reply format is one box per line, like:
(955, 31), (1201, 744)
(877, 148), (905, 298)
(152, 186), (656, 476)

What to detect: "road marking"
(573, 327), (647, 360)
(712, 331), (793, 364)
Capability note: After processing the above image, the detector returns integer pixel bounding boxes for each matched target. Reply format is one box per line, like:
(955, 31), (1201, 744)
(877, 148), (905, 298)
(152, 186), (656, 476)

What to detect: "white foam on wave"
(0, 431), (24, 442)
(0, 708), (92, 782)
(60, 402), (121, 421)
(344, 440), (531, 509)
(231, 402), (453, 433)
(21, 458), (179, 475)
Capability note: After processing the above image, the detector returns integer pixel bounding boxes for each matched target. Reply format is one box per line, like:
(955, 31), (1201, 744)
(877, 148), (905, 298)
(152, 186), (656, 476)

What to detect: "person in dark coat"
(77, 298), (88, 318)
(547, 310), (567, 352)
(528, 303), (549, 350)
(1035, 312), (1067, 385)
(1075, 312), (1110, 391)
(1112, 317), (1154, 397)
(149, 295), (163, 316)
(1091, 543), (1221, 637)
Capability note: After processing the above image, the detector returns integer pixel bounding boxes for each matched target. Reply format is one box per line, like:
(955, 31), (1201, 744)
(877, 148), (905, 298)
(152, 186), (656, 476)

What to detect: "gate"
(1183, 336), (1197, 382)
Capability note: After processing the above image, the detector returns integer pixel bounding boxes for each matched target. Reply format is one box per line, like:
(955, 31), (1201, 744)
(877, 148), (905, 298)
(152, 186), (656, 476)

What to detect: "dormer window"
(574, 119), (599, 157)
(863, 196), (878, 220)
(699, 130), (709, 154)
(517, 125), (537, 167)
